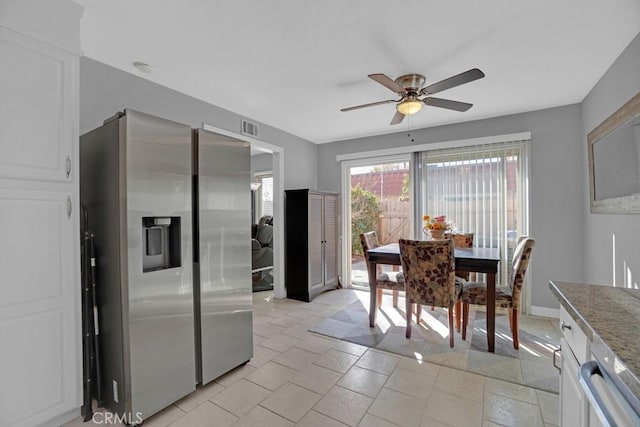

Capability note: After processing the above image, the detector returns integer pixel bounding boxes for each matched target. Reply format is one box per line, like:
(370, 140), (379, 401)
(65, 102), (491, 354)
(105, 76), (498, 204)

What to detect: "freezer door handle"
(579, 360), (640, 427)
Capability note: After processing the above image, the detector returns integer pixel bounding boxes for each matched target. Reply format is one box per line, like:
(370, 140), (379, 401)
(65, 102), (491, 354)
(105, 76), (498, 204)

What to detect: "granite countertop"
(549, 281), (640, 406)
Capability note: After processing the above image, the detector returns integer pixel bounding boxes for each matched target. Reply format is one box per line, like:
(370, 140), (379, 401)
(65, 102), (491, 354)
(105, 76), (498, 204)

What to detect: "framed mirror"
(588, 92), (640, 213)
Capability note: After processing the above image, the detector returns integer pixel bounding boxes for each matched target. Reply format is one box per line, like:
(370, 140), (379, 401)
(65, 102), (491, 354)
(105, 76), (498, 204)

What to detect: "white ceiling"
(76, 0), (640, 144)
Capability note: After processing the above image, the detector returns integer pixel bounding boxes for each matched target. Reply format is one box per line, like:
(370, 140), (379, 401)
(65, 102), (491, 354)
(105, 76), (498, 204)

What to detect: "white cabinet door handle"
(561, 321), (572, 331)
(66, 155), (72, 178)
(552, 346), (562, 374)
(67, 196), (72, 219)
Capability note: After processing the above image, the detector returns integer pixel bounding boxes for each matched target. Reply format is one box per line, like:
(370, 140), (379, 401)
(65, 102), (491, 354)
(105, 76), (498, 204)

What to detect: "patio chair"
(444, 232), (474, 331)
(398, 238), (461, 347)
(459, 236), (535, 349)
(360, 231), (404, 310)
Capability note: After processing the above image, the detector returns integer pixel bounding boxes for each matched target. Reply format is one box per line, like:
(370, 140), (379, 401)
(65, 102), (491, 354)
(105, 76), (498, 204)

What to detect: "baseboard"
(46, 406), (80, 426)
(530, 306), (559, 319)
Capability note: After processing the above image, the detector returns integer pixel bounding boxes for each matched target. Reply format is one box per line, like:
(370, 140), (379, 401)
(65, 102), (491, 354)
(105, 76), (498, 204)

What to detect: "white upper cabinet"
(0, 27), (76, 182)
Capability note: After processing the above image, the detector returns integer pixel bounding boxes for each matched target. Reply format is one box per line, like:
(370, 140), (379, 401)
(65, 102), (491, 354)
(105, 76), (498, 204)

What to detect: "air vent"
(241, 119), (259, 137)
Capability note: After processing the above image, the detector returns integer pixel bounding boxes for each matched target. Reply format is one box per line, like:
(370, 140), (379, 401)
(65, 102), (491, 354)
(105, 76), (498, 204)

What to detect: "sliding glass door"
(343, 156), (412, 289)
(418, 140), (530, 285)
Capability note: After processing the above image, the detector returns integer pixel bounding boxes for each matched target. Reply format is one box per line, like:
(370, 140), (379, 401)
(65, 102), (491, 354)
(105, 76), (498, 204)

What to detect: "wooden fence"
(377, 199), (411, 245)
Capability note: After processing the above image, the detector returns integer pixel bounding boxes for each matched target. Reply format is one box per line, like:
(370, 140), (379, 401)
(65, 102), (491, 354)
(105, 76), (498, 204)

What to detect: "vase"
(422, 226), (430, 240)
(430, 229), (446, 240)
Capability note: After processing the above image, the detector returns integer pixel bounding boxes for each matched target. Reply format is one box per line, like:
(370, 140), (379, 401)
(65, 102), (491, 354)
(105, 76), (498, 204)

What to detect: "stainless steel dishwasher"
(579, 357), (640, 426)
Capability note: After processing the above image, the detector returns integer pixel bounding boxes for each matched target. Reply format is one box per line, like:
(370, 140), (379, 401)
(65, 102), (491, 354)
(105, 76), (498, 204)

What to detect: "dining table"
(366, 243), (501, 352)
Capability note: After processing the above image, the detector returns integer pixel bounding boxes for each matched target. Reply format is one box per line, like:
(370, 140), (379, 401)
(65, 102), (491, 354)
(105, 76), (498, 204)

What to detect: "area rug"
(309, 297), (560, 394)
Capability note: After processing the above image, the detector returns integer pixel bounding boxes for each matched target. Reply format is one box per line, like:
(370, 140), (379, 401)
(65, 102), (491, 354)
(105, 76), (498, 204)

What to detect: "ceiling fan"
(341, 68), (485, 125)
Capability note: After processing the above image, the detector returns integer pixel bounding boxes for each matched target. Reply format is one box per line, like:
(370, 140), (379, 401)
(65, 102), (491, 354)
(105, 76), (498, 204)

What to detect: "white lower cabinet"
(0, 189), (81, 426)
(560, 337), (588, 427)
(558, 306), (590, 427)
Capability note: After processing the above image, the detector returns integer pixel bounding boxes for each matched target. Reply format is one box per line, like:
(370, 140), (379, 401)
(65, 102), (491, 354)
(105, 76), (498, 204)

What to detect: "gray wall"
(581, 33), (640, 287)
(318, 104), (585, 309)
(80, 57), (318, 190)
(251, 153), (274, 177)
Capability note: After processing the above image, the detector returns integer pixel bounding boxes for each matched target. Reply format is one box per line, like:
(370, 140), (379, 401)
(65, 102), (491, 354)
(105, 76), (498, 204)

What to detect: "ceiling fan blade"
(390, 111), (405, 125)
(340, 99), (397, 112)
(368, 73), (407, 94)
(420, 68), (485, 96)
(423, 97), (473, 112)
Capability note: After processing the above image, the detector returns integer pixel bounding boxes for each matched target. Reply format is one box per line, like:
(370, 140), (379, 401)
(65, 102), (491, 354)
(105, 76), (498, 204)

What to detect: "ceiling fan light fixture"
(397, 97), (422, 115)
(341, 68), (484, 124)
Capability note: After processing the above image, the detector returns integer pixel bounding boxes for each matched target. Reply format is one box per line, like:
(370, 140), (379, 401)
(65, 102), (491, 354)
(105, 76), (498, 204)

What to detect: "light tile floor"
(66, 289), (559, 427)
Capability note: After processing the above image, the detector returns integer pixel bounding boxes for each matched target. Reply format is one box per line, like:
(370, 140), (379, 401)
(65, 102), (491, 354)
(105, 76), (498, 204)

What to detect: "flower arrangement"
(423, 215), (451, 239)
(422, 215), (451, 231)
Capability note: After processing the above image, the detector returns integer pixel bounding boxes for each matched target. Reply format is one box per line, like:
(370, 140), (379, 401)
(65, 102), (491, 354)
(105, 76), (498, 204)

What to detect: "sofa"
(252, 216), (274, 291)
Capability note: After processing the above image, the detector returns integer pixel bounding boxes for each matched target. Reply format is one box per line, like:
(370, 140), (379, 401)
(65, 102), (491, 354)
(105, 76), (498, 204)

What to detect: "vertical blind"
(420, 140), (529, 281)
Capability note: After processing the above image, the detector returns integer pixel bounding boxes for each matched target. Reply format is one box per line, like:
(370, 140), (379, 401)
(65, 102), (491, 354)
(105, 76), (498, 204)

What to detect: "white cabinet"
(560, 337), (588, 427)
(0, 27), (76, 183)
(0, 2), (82, 425)
(0, 189), (79, 427)
(558, 306), (589, 427)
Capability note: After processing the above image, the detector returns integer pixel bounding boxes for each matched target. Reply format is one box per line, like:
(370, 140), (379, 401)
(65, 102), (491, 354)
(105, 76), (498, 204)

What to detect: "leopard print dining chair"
(398, 238), (461, 347)
(459, 236), (535, 349)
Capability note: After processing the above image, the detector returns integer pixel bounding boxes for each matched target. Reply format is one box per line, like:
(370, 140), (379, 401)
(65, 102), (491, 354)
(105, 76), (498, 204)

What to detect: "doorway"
(341, 155), (413, 290)
(203, 123), (285, 299)
(251, 165), (274, 292)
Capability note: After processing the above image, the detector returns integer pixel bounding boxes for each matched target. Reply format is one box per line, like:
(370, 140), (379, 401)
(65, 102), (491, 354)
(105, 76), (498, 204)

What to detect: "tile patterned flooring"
(66, 289), (559, 427)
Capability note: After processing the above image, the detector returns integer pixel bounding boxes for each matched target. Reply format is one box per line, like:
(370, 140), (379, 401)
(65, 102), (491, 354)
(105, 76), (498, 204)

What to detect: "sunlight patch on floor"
(519, 343), (542, 357)
(418, 310), (450, 338)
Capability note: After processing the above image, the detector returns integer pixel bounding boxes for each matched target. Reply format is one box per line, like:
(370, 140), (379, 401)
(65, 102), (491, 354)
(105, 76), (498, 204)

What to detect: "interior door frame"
(203, 123), (286, 299)
(340, 154), (413, 290)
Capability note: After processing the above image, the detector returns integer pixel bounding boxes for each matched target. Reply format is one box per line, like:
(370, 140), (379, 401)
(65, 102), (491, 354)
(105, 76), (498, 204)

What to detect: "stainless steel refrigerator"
(80, 110), (253, 420)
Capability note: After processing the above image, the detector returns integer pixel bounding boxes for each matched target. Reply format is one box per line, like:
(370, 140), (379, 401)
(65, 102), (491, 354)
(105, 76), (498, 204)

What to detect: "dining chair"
(398, 238), (461, 347)
(360, 231), (404, 308)
(459, 236), (535, 349)
(444, 232), (474, 331)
